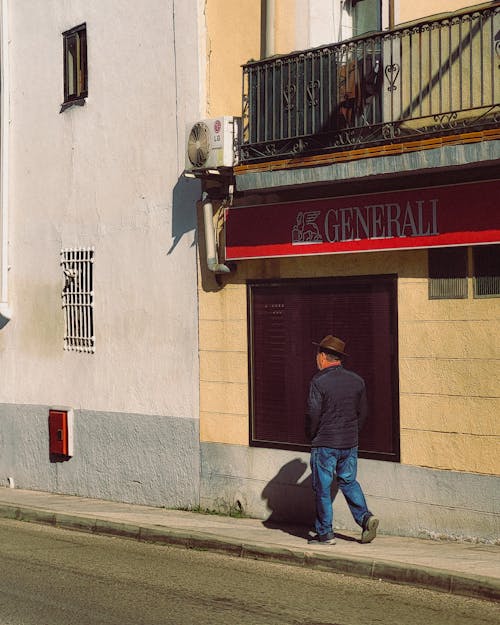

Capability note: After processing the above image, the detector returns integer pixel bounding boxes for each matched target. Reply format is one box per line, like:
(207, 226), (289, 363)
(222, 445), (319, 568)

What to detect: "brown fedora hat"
(312, 335), (348, 356)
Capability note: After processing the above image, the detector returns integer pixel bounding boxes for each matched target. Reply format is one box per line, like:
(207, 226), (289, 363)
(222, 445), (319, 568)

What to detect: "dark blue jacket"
(305, 364), (368, 449)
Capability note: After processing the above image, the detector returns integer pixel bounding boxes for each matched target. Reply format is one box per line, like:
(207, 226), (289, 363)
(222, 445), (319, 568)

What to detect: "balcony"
(240, 3), (500, 166)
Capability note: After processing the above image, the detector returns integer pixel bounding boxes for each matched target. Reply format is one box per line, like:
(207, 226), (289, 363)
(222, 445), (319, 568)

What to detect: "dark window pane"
(78, 29), (88, 96)
(352, 0), (381, 36)
(65, 34), (78, 97)
(63, 24), (87, 104)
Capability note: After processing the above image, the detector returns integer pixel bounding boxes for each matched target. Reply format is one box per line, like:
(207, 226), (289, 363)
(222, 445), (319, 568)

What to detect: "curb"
(1, 503), (498, 602)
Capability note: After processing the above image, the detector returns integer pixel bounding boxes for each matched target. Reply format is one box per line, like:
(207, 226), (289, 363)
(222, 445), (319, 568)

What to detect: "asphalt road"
(0, 518), (497, 625)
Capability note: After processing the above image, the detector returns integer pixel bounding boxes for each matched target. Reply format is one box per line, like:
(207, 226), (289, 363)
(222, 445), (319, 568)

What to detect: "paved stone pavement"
(0, 487), (498, 601)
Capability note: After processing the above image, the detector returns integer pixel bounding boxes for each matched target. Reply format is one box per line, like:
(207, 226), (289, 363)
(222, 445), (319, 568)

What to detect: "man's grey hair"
(322, 350), (343, 362)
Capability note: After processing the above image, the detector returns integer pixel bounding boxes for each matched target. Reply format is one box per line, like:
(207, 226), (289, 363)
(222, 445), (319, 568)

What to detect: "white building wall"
(0, 0), (203, 507)
(301, 0), (391, 48)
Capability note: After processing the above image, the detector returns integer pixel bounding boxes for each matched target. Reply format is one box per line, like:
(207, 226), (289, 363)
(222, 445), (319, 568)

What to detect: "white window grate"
(61, 247), (95, 353)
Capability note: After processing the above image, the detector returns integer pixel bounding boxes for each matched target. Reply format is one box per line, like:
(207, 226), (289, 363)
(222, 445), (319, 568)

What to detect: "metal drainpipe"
(264, 0), (275, 58)
(202, 192), (231, 274)
(389, 0), (395, 29)
(0, 0), (11, 324)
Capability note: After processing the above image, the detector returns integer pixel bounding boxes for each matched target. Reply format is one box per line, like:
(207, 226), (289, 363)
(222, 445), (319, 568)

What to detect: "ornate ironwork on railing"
(241, 3), (500, 163)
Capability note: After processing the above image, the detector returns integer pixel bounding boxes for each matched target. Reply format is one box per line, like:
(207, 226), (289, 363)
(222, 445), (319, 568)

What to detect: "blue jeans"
(310, 446), (371, 536)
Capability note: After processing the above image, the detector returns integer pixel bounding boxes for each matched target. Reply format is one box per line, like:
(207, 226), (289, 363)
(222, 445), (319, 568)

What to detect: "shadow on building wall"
(262, 458), (332, 538)
(261, 457), (360, 542)
(167, 176), (199, 255)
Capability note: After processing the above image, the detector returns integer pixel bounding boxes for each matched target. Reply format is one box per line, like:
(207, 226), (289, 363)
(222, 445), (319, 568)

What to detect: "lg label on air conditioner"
(210, 118), (223, 146)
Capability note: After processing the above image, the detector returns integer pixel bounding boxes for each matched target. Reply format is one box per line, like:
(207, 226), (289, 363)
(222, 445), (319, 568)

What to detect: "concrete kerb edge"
(5, 505), (57, 527)
(55, 512), (97, 534)
(242, 543), (306, 566)
(305, 550), (375, 579)
(0, 503), (21, 521)
(0, 504), (498, 602)
(377, 561), (500, 602)
(139, 526), (244, 555)
(450, 573), (500, 602)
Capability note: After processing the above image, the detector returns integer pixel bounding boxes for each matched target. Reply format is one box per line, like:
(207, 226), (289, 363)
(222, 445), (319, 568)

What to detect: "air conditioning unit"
(185, 116), (240, 173)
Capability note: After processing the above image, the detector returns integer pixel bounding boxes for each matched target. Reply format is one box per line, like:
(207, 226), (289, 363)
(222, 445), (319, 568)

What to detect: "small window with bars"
(428, 247), (468, 299)
(473, 244), (500, 298)
(61, 248), (94, 353)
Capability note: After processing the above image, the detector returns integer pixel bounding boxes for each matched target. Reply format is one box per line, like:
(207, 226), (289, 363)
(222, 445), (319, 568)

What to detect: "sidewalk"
(0, 487), (498, 601)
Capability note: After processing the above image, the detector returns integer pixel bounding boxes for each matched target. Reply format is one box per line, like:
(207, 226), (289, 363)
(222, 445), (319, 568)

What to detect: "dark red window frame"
(248, 275), (400, 462)
(62, 23), (88, 110)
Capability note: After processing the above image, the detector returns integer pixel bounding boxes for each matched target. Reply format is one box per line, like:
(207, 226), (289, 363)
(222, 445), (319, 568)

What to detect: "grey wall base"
(0, 404), (200, 509)
(200, 442), (500, 543)
(2, 407), (497, 543)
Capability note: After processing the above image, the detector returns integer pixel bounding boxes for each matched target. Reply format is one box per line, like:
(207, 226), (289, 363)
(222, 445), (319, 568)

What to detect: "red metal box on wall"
(48, 409), (74, 457)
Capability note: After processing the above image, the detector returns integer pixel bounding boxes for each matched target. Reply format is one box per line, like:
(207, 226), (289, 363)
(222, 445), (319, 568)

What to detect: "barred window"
(428, 247), (468, 299)
(61, 248), (94, 353)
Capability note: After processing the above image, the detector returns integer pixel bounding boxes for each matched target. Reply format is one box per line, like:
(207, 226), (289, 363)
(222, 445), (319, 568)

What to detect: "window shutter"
(250, 276), (399, 460)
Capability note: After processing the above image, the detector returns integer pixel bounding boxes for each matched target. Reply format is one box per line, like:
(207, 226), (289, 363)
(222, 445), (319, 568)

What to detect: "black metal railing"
(241, 3), (500, 163)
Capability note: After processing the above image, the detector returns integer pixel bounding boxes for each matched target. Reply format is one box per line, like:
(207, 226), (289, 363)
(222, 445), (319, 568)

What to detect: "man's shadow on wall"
(261, 458), (357, 542)
(261, 458), (317, 539)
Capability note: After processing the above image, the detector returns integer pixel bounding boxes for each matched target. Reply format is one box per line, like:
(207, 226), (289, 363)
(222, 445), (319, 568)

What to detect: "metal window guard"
(241, 3), (500, 163)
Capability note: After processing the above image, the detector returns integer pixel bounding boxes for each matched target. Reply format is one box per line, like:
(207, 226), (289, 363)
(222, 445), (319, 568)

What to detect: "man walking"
(305, 335), (378, 545)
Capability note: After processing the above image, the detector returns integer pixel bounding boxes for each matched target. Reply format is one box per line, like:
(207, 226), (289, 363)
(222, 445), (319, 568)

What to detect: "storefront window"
(249, 275), (399, 461)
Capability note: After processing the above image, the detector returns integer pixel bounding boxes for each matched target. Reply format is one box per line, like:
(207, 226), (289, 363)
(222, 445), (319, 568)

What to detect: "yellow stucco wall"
(200, 1), (499, 476)
(274, 0), (298, 56)
(205, 0), (297, 118)
(398, 267), (499, 474)
(398, 0), (483, 25)
(204, 0), (260, 118)
(199, 247), (500, 476)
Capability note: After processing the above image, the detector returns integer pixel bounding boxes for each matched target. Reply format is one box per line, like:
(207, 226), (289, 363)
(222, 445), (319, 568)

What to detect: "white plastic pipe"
(202, 193), (230, 274)
(0, 0), (11, 323)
